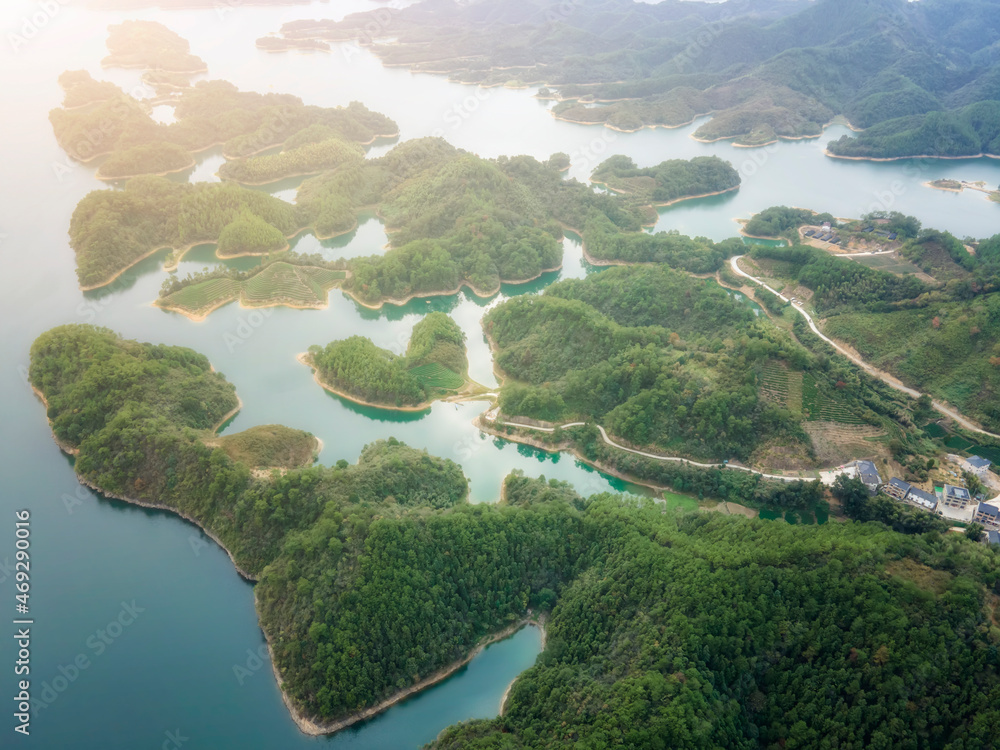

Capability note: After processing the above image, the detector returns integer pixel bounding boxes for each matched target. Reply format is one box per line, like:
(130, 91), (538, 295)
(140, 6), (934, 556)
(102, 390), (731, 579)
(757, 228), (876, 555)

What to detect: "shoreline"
(298, 352), (434, 412)
(95, 156), (196, 181)
(155, 282), (346, 322)
(342, 263), (562, 310)
(212, 395), (244, 433)
(298, 352), (488, 412)
(29, 385), (256, 580)
(264, 614), (546, 736)
(653, 184), (741, 207)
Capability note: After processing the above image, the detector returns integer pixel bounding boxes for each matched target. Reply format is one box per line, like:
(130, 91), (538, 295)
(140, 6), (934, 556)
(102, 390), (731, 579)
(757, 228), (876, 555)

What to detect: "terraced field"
(162, 278), (241, 310)
(801, 372), (866, 424)
(759, 360), (803, 413)
(157, 263), (346, 319)
(410, 362), (464, 390)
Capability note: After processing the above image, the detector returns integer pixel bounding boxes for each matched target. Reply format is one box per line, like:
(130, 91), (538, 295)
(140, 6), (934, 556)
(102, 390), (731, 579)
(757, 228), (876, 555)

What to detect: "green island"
(50, 23), (397, 172)
(927, 178), (1000, 203)
(72, 135), (740, 302)
(101, 20), (207, 73)
(734, 207), (1000, 435)
(303, 312), (481, 409)
(590, 155), (740, 205)
(30, 324), (1000, 745)
(156, 254), (348, 321)
(266, 0), (1000, 156)
(483, 263), (927, 472)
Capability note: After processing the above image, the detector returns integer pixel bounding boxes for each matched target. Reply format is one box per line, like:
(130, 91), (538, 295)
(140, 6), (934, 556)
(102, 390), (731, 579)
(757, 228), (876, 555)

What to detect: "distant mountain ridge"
(268, 0), (1000, 155)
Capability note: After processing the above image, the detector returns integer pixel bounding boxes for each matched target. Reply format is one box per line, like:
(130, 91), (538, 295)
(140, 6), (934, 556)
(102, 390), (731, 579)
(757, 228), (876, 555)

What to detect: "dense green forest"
(484, 264), (912, 464)
(102, 20), (206, 73)
(828, 101), (1000, 159)
(269, 0), (1000, 154)
(72, 133), (732, 300)
(29, 325), (469, 576)
(591, 155), (740, 204)
(218, 136), (364, 184)
(69, 176), (301, 287)
(307, 312), (470, 407)
(32, 325), (1000, 745)
(96, 142), (194, 179)
(744, 206), (837, 238)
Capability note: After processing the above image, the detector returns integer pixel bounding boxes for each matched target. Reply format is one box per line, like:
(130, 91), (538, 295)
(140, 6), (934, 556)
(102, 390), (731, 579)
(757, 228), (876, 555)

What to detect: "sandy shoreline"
(824, 149), (1000, 162)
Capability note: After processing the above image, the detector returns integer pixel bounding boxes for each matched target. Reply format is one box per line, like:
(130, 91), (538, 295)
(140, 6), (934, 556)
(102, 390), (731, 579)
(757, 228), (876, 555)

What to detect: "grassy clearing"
(214, 424), (317, 469)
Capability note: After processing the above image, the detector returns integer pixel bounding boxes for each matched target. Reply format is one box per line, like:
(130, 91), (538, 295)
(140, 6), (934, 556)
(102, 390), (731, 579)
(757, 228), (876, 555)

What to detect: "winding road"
(729, 255), (1000, 440)
(484, 413), (819, 484)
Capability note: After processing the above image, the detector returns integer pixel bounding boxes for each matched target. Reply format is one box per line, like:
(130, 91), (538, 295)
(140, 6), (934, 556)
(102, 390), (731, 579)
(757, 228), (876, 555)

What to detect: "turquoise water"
(1, 0), (999, 747)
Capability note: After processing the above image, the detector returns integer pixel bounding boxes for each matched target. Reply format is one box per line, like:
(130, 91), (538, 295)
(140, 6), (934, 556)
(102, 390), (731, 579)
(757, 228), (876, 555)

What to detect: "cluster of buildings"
(853, 456), (1000, 542)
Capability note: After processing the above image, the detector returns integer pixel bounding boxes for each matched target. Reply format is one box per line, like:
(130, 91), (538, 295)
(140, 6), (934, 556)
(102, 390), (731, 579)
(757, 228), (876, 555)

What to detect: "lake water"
(1, 0), (999, 747)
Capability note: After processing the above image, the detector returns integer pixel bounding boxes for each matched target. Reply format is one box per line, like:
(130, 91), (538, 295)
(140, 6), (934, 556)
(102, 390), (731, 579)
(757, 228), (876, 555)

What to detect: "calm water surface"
(1, 1), (998, 747)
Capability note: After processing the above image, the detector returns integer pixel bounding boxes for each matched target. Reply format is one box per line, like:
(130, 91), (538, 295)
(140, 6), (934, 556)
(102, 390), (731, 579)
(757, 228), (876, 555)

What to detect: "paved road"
(487, 415), (813, 484)
(729, 255), (1000, 440)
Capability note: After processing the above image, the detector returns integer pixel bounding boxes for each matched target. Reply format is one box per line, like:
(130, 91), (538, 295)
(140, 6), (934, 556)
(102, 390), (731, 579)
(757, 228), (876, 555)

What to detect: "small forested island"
(102, 20), (207, 73)
(590, 155), (740, 205)
(30, 324), (1000, 746)
(266, 0), (1000, 156)
(303, 312), (480, 409)
(156, 254), (347, 321)
(484, 263), (925, 471)
(50, 22), (397, 177)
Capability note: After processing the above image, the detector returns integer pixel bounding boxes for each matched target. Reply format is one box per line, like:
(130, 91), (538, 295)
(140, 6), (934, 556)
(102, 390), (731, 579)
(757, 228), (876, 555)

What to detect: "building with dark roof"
(885, 477), (911, 500)
(942, 484), (972, 509)
(855, 460), (882, 494)
(966, 456), (992, 476)
(974, 502), (1000, 529)
(988, 530), (1000, 546)
(908, 487), (938, 510)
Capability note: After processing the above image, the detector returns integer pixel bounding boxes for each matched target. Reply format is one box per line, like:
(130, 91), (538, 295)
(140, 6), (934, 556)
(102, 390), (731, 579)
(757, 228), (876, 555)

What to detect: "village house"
(908, 487), (938, 511)
(974, 502), (1000, 529)
(884, 477), (911, 500)
(941, 484), (972, 509)
(964, 455), (993, 477)
(855, 460), (882, 495)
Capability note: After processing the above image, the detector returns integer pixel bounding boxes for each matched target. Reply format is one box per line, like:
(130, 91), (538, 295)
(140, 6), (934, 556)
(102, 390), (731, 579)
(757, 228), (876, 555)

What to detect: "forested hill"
(484, 264), (919, 465)
(71, 137), (738, 294)
(31, 326), (1000, 744)
(269, 0), (1000, 154)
